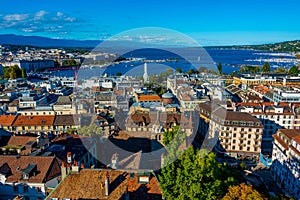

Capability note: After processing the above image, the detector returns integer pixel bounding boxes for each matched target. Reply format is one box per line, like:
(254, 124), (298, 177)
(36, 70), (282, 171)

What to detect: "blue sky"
(0, 0), (299, 45)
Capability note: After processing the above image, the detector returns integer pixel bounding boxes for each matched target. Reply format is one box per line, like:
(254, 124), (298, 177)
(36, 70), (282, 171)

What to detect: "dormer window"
(23, 173), (29, 180)
(22, 164), (37, 180)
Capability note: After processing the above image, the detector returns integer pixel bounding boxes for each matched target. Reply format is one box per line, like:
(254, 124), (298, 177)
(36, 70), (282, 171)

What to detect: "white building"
(271, 129), (300, 199)
(273, 87), (300, 102)
(60, 77), (76, 88)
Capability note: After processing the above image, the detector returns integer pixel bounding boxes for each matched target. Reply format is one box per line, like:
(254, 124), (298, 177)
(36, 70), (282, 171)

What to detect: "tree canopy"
(176, 67), (182, 73)
(261, 62), (271, 73)
(3, 65), (22, 79)
(222, 183), (266, 200)
(288, 65), (299, 76)
(217, 63), (223, 75)
(77, 123), (106, 136)
(21, 68), (27, 78)
(159, 146), (236, 200)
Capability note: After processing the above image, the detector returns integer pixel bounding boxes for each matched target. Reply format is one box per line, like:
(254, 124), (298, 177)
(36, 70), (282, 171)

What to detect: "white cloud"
(57, 12), (63, 17)
(34, 10), (48, 20)
(64, 17), (76, 22)
(0, 10), (80, 34)
(4, 14), (28, 21)
(22, 28), (34, 33)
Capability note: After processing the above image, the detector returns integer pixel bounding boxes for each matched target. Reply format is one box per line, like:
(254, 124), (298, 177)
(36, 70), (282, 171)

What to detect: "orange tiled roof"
(138, 95), (161, 102)
(0, 115), (17, 126)
(13, 115), (55, 126)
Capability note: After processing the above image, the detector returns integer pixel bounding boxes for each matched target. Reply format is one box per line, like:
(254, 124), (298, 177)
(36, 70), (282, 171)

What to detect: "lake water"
(51, 48), (298, 79)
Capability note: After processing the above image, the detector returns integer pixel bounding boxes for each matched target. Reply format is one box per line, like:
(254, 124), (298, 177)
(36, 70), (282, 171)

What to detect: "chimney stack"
(161, 153), (165, 168)
(72, 161), (79, 173)
(67, 152), (72, 165)
(111, 153), (118, 169)
(61, 162), (67, 179)
(105, 172), (110, 196)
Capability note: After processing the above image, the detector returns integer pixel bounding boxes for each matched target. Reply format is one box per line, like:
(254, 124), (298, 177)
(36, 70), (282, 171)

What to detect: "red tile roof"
(292, 135), (300, 144)
(48, 169), (162, 199)
(0, 115), (17, 126)
(279, 129), (300, 140)
(0, 156), (60, 183)
(138, 95), (161, 102)
(13, 115), (55, 126)
(6, 135), (37, 147)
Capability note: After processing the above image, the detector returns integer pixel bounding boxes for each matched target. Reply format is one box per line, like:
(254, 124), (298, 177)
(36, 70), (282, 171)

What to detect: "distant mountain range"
(0, 34), (299, 52)
(232, 40), (300, 52)
(0, 34), (101, 48)
(208, 40), (300, 52)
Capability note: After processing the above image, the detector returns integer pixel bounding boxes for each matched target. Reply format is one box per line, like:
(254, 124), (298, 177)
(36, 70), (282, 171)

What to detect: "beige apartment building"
(199, 102), (264, 162)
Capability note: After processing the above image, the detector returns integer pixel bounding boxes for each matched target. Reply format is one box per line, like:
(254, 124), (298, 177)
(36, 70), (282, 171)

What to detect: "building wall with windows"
(199, 102), (264, 162)
(271, 129), (300, 199)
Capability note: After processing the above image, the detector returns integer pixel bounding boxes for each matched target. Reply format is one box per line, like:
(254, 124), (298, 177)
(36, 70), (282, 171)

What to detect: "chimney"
(72, 161), (79, 173)
(105, 172), (110, 196)
(67, 152), (72, 165)
(80, 162), (84, 169)
(61, 162), (67, 179)
(161, 153), (165, 168)
(111, 153), (118, 169)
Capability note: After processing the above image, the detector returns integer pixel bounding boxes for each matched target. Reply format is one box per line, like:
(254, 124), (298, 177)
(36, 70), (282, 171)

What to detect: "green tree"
(21, 68), (27, 78)
(187, 69), (195, 75)
(77, 123), (106, 136)
(166, 68), (173, 77)
(198, 66), (208, 73)
(218, 63), (223, 75)
(162, 126), (180, 146)
(274, 67), (288, 74)
(3, 67), (11, 79)
(159, 147), (236, 200)
(9, 68), (17, 79)
(176, 67), (182, 73)
(116, 72), (122, 76)
(222, 183), (266, 200)
(261, 62), (271, 73)
(288, 65), (299, 76)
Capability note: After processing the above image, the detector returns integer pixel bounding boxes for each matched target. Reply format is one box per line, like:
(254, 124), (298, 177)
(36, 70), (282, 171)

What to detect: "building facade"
(199, 102), (264, 162)
(271, 129), (300, 199)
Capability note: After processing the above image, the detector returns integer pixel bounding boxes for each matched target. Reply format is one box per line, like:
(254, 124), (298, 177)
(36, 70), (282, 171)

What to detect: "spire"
(143, 63), (149, 83)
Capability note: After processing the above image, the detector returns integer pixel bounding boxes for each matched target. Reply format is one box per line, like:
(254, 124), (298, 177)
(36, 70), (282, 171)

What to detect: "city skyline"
(0, 0), (300, 46)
